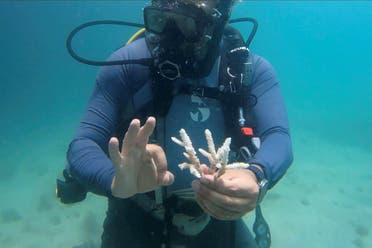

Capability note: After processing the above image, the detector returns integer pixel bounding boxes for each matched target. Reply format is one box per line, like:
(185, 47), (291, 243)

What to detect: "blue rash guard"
(66, 38), (293, 197)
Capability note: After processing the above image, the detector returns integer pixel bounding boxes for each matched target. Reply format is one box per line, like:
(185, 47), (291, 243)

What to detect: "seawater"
(0, 1), (371, 247)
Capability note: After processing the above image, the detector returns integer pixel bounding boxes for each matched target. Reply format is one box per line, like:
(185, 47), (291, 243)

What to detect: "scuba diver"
(58, 0), (293, 247)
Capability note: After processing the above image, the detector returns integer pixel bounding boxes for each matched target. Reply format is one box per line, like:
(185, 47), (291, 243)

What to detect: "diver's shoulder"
(250, 53), (275, 70)
(96, 38), (150, 86)
(250, 53), (278, 76)
(113, 37), (150, 59)
(249, 53), (279, 87)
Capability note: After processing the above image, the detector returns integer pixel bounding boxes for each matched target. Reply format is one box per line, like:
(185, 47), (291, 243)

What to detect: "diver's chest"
(164, 94), (226, 155)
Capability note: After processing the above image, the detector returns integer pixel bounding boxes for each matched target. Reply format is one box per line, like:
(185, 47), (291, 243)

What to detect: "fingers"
(200, 164), (210, 175)
(193, 182), (243, 220)
(109, 137), (122, 167)
(122, 117), (156, 151)
(137, 117), (156, 148)
(121, 117), (156, 153)
(191, 170), (260, 219)
(147, 144), (174, 186)
(158, 171), (175, 186)
(147, 144), (167, 171)
(200, 172), (253, 198)
(192, 180), (251, 214)
(121, 119), (141, 155)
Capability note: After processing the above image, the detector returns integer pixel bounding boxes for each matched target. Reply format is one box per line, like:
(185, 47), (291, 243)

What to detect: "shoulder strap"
(218, 26), (257, 151)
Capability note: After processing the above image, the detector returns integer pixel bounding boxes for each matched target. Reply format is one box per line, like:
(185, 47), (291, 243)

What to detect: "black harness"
(149, 26), (257, 153)
(146, 26), (270, 248)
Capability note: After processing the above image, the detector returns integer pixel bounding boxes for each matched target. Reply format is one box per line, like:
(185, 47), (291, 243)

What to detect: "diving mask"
(144, 1), (233, 79)
(144, 5), (214, 42)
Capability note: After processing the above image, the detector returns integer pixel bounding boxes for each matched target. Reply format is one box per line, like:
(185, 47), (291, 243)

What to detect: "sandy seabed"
(0, 127), (371, 248)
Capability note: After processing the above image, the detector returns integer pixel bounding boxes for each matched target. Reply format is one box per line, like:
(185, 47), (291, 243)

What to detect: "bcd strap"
(149, 25), (254, 120)
(218, 26), (257, 152)
(151, 67), (175, 117)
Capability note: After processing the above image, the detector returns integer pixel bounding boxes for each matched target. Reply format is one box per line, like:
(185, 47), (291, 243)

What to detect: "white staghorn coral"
(171, 129), (250, 178)
(171, 129), (203, 178)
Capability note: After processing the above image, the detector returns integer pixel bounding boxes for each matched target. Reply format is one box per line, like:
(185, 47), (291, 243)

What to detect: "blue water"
(0, 1), (371, 247)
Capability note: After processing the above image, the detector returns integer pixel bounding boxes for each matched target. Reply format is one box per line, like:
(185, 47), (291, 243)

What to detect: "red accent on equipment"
(241, 127), (253, 136)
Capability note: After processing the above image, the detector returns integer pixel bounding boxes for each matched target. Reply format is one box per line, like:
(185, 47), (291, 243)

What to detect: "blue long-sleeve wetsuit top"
(67, 38), (293, 196)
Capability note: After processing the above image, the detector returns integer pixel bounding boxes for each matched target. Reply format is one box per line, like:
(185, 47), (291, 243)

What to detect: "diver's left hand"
(192, 168), (260, 221)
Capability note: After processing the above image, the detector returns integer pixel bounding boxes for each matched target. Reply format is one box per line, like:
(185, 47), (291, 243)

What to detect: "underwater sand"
(1, 1), (371, 247)
(0, 125), (371, 248)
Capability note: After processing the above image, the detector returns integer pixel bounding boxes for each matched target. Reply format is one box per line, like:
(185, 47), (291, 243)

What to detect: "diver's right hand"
(109, 117), (174, 198)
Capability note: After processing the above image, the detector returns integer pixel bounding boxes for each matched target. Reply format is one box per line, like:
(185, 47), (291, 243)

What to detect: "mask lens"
(144, 8), (168, 33)
(144, 7), (198, 39)
(172, 14), (197, 39)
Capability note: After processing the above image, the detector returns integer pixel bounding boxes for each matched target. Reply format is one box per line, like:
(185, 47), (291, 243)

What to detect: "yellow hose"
(126, 28), (146, 45)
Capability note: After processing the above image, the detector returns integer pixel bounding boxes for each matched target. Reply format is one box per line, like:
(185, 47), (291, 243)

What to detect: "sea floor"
(0, 126), (371, 248)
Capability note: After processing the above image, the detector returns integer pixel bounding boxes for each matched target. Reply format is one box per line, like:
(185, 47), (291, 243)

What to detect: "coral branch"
(171, 129), (203, 177)
(171, 129), (250, 178)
